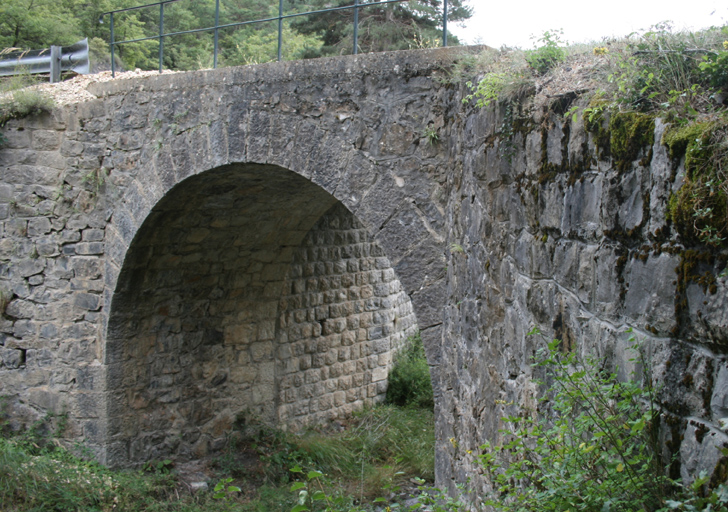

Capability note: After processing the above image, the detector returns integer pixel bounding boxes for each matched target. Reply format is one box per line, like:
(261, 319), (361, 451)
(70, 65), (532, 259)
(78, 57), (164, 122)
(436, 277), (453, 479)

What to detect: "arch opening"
(105, 164), (418, 466)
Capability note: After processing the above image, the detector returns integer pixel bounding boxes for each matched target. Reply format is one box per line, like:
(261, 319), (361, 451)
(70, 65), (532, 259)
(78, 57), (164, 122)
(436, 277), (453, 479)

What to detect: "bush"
(386, 334), (434, 409)
(480, 329), (669, 512)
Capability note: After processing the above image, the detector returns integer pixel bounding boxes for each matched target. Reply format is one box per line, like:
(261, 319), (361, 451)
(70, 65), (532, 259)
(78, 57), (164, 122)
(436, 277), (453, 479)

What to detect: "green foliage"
(1, 0), (470, 72)
(142, 458), (174, 474)
(386, 333), (434, 409)
(422, 125), (440, 145)
(480, 329), (669, 512)
(606, 22), (728, 112)
(295, 405), (435, 486)
(0, 74), (55, 129)
(289, 465), (367, 512)
(464, 72), (508, 107)
(289, 0), (471, 58)
(213, 477), (242, 500)
(0, 0), (80, 48)
(524, 29), (566, 75)
(699, 49), (728, 90)
(662, 471), (728, 511)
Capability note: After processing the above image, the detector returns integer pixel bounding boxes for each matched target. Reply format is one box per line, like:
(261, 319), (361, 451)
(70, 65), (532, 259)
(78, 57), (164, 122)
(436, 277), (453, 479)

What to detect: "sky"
(449, 0), (728, 49)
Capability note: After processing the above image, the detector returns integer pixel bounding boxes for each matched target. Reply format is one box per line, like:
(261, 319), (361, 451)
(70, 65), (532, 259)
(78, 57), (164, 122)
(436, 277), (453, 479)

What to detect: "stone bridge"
(1, 47), (727, 492)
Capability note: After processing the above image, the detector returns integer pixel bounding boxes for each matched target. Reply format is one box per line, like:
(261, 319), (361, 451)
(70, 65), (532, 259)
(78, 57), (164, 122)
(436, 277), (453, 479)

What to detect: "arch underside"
(105, 164), (418, 465)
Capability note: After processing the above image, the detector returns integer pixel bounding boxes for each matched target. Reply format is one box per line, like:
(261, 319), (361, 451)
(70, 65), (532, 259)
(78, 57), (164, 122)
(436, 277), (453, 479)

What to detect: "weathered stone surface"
(0, 46), (724, 499)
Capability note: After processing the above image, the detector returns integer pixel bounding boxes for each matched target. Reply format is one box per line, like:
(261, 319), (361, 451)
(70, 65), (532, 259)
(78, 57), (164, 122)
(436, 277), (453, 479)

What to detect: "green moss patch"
(609, 112), (655, 171)
(663, 119), (728, 247)
(584, 108), (655, 171)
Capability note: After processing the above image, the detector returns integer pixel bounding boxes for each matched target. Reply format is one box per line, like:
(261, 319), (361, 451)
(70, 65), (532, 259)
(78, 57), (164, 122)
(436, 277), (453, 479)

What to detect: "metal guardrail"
(100, 0), (449, 77)
(0, 39), (90, 83)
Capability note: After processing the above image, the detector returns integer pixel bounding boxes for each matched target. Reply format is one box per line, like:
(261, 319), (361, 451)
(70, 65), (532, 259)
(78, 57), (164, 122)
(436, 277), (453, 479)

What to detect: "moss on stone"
(663, 119), (728, 248)
(608, 112), (655, 172)
(585, 110), (655, 171)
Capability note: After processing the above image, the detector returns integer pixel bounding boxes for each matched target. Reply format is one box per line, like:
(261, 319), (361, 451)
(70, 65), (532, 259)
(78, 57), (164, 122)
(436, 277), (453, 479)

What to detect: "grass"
(0, 406), (433, 511)
(0, 333), (435, 512)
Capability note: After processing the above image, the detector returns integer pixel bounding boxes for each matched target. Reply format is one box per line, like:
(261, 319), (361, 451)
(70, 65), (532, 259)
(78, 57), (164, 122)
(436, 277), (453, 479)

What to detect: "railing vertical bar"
(110, 13), (116, 77)
(353, 0), (359, 55)
(442, 0), (448, 47)
(214, 0), (220, 68)
(159, 2), (164, 73)
(277, 0), (283, 61)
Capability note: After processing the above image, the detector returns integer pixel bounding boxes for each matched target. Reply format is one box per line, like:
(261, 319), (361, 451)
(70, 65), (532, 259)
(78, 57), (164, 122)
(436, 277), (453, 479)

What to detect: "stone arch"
(103, 163), (426, 466)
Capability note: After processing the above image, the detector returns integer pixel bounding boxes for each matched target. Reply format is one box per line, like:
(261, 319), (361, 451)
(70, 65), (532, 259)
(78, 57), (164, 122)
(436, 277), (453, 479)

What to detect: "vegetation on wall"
(0, 71), (55, 147)
(462, 23), (728, 251)
(476, 330), (728, 512)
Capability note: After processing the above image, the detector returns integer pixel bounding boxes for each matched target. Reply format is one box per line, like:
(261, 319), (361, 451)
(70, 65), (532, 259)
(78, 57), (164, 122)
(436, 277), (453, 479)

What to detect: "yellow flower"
(593, 46), (609, 55)
(724, 41), (728, 50)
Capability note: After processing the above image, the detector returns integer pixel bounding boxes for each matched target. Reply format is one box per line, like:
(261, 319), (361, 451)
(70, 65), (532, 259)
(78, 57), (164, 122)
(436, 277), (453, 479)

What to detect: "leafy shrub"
(464, 72), (508, 107)
(524, 30), (566, 75)
(386, 333), (434, 409)
(699, 49), (728, 90)
(480, 329), (670, 512)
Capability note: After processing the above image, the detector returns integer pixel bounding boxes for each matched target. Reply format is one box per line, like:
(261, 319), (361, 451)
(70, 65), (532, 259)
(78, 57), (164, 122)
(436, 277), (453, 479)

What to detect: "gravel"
(12, 68), (179, 107)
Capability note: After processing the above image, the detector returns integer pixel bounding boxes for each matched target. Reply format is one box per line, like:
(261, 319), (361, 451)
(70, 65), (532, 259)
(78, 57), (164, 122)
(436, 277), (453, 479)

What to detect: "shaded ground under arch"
(104, 163), (418, 465)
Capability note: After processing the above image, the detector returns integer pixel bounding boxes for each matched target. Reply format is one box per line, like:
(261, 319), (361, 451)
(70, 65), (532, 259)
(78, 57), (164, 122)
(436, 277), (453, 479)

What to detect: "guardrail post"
(214, 0), (220, 68)
(50, 45), (61, 83)
(442, 0), (448, 47)
(353, 0), (359, 55)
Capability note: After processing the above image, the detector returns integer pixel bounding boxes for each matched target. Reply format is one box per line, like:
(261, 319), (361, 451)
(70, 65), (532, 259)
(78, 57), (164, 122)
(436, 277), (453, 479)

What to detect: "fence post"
(353, 0), (359, 55)
(110, 13), (116, 77)
(277, 0), (283, 61)
(442, 0), (448, 47)
(159, 2), (165, 73)
(50, 45), (61, 83)
(214, 0), (220, 68)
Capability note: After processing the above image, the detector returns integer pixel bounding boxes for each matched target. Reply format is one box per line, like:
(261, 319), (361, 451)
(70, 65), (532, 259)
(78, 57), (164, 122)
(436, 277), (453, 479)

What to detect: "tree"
(1, 0), (469, 72)
(0, 0), (80, 49)
(288, 0), (472, 57)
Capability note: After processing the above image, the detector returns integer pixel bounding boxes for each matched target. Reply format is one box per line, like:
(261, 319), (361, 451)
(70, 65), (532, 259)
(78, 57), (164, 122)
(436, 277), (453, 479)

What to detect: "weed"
(142, 458), (173, 474)
(464, 72), (508, 108)
(213, 477), (242, 500)
(83, 168), (109, 197)
(0, 72), (54, 127)
(524, 29), (566, 75)
(449, 243), (465, 254)
(422, 125), (439, 145)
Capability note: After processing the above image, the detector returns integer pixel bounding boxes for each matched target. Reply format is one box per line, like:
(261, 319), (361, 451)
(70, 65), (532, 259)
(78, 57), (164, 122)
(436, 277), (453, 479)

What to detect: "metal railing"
(99, 0), (449, 77)
(0, 39), (90, 82)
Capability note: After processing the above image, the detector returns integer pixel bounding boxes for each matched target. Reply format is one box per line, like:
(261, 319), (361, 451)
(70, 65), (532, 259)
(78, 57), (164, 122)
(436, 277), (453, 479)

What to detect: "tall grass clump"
(386, 333), (434, 409)
(0, 64), (55, 147)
